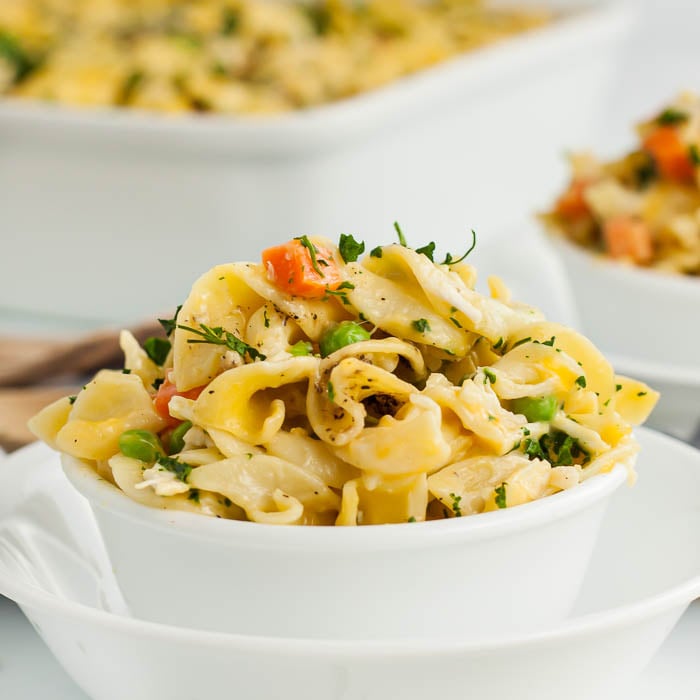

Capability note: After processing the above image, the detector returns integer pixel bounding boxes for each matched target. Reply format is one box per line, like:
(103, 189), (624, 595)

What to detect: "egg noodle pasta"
(0, 0), (550, 115)
(544, 91), (700, 276)
(30, 231), (658, 525)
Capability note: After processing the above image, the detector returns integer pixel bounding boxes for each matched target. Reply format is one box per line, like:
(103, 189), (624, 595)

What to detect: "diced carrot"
(642, 126), (695, 182)
(154, 379), (205, 427)
(555, 179), (591, 219)
(262, 238), (343, 298)
(603, 215), (653, 264)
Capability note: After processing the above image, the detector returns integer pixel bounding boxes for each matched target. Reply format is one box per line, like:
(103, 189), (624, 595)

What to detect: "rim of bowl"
(61, 451), (627, 550)
(549, 234), (700, 301)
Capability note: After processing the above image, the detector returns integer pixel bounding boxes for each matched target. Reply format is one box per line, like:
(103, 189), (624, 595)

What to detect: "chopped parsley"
(483, 368), (497, 384)
(412, 318), (431, 333)
(221, 6), (240, 35)
(512, 336), (532, 349)
(541, 336), (556, 347)
(177, 323), (266, 361)
(637, 391), (648, 397)
(494, 483), (507, 509)
(370, 246), (383, 258)
(323, 280), (355, 305)
(156, 455), (192, 482)
(530, 430), (590, 467)
(0, 31), (38, 83)
(122, 368), (132, 374)
(143, 337), (172, 366)
(295, 235), (326, 277)
(689, 144), (700, 167)
(338, 233), (365, 263)
(575, 375), (587, 388)
(449, 492), (462, 517)
(656, 108), (689, 126)
(152, 378), (164, 391)
(415, 241), (436, 261)
(616, 384), (623, 392)
(263, 309), (270, 328)
(449, 316), (463, 328)
(407, 516), (417, 523)
(493, 337), (504, 350)
(393, 221), (408, 247)
(187, 489), (201, 504)
(441, 229), (477, 265)
(158, 305), (182, 336)
(68, 395), (77, 405)
(327, 381), (336, 402)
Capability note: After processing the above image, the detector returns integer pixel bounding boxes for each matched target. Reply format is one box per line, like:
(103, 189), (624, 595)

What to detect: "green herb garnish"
(177, 324), (266, 361)
(156, 455), (192, 483)
(412, 318), (430, 333)
(338, 233), (365, 263)
(483, 368), (497, 384)
(449, 492), (462, 517)
(494, 483), (507, 509)
(370, 246), (383, 258)
(221, 7), (240, 35)
(158, 305), (182, 336)
(442, 229), (477, 265)
(327, 381), (336, 402)
(415, 241), (436, 261)
(143, 337), (171, 366)
(393, 221), (408, 247)
(295, 235), (325, 277)
(575, 375), (587, 388)
(290, 340), (313, 356)
(656, 108), (689, 126)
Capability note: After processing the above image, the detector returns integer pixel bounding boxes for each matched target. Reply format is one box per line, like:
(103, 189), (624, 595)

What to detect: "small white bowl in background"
(548, 235), (700, 369)
(61, 453), (626, 640)
(1, 429), (698, 700)
(0, 0), (630, 326)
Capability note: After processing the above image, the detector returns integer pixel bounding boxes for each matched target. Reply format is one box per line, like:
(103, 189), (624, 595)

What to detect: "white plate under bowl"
(0, 428), (699, 700)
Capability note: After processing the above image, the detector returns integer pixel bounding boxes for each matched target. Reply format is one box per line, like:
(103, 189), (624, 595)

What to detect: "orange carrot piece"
(262, 238), (343, 298)
(154, 379), (205, 427)
(603, 215), (653, 264)
(642, 126), (695, 182)
(555, 179), (591, 219)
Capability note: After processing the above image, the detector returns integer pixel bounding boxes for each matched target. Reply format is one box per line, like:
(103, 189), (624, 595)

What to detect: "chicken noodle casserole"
(0, 0), (549, 114)
(544, 92), (700, 276)
(30, 231), (658, 525)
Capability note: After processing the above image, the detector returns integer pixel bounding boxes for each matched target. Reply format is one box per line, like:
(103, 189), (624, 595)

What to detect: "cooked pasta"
(544, 92), (700, 276)
(29, 231), (658, 525)
(0, 0), (549, 115)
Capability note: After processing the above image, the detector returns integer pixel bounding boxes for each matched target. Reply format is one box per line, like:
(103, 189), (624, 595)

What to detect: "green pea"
(168, 420), (193, 455)
(319, 321), (371, 357)
(289, 340), (313, 357)
(119, 429), (164, 463)
(510, 396), (558, 423)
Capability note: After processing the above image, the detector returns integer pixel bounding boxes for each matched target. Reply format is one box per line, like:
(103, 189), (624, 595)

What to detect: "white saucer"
(1, 430), (699, 700)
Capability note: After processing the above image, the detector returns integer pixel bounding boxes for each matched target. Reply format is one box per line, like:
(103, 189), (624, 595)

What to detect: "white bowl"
(60, 452), (626, 640)
(1, 429), (699, 700)
(0, 0), (629, 325)
(549, 235), (700, 368)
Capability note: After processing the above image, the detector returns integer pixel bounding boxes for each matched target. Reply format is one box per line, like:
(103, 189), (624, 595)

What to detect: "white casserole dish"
(61, 452), (626, 640)
(0, 0), (630, 325)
